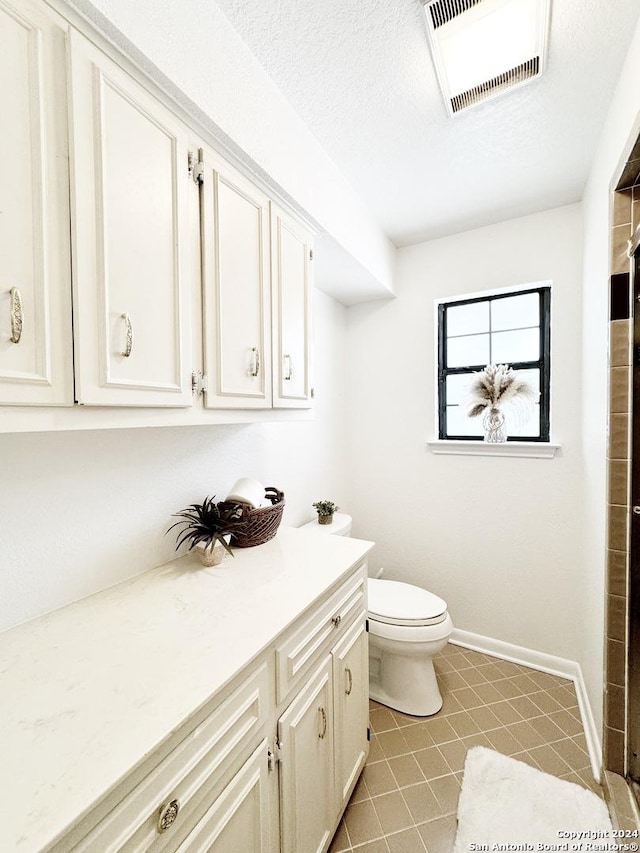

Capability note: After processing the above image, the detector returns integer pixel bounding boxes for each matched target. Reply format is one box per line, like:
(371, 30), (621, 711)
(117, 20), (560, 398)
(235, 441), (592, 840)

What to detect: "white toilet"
(300, 513), (454, 716)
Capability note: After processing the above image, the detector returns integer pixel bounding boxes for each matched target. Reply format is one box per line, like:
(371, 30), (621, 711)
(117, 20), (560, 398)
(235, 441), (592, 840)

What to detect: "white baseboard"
(450, 628), (603, 783)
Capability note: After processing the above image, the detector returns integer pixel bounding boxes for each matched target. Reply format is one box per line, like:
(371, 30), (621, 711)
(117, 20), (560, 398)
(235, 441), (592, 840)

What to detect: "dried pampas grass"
(466, 364), (537, 420)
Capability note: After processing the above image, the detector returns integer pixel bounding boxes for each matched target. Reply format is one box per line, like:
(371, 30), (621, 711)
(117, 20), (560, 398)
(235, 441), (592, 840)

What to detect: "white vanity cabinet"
(1, 530), (373, 853)
(270, 204), (313, 409)
(200, 147), (272, 409)
(67, 29), (192, 407)
(0, 0), (74, 406)
(200, 146), (313, 411)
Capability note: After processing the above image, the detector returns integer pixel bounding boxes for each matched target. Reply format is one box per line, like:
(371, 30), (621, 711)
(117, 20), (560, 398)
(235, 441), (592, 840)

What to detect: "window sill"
(426, 440), (560, 459)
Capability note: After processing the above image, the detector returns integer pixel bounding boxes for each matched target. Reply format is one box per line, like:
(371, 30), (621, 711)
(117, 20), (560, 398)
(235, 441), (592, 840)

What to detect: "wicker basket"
(229, 487), (285, 548)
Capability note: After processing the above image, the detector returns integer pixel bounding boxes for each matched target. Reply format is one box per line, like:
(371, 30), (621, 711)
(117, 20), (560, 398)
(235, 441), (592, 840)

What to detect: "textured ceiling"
(215, 0), (640, 247)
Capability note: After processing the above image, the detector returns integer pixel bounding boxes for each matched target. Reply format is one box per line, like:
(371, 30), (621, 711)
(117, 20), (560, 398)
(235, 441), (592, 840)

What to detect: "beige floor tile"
(371, 707), (399, 733)
(440, 671), (468, 691)
(429, 774), (462, 816)
(508, 720), (548, 750)
(528, 744), (572, 776)
(530, 690), (564, 714)
(490, 700), (523, 725)
(392, 708), (428, 728)
(511, 750), (541, 770)
(529, 714), (566, 744)
(401, 781), (444, 824)
(329, 819), (351, 852)
(386, 826), (428, 853)
(372, 790), (415, 834)
(364, 761), (398, 797)
(344, 799), (384, 847)
(424, 717), (458, 745)
(438, 739), (468, 773)
(438, 691), (464, 716)
(477, 663), (505, 682)
(369, 734), (385, 762)
(445, 711), (479, 738)
(350, 772), (370, 803)
(401, 722), (435, 751)
(450, 686), (485, 709)
(495, 678), (525, 699)
(447, 653), (475, 671)
(417, 815), (458, 853)
(353, 840), (390, 853)
(548, 709), (584, 736)
(460, 666), (490, 687)
(511, 674), (540, 695)
(553, 737), (591, 772)
(414, 745), (451, 780)
(466, 704), (502, 731)
(510, 695), (544, 720)
(486, 725), (523, 756)
(460, 732), (493, 752)
(388, 753), (426, 788)
(377, 728), (412, 759)
(472, 682), (504, 705)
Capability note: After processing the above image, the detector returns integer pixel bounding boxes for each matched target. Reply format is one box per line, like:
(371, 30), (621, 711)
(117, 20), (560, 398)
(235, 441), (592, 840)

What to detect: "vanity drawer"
(275, 566), (366, 702)
(71, 661), (271, 852)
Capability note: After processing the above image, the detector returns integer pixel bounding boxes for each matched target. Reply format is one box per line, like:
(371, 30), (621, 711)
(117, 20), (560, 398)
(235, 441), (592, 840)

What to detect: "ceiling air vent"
(423, 0), (550, 117)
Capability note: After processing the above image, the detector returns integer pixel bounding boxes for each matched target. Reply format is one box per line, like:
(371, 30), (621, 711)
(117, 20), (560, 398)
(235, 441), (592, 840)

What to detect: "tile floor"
(329, 643), (602, 853)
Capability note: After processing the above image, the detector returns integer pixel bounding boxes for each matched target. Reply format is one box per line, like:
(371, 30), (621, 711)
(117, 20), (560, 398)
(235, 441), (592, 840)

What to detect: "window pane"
(446, 302), (489, 337)
(446, 405), (484, 437)
(491, 328), (539, 363)
(505, 403), (541, 438)
(491, 293), (540, 331)
(447, 334), (490, 368)
(445, 373), (474, 405)
(516, 368), (540, 398)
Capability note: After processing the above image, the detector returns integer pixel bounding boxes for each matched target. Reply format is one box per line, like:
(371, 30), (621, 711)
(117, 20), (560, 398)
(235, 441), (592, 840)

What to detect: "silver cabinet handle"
(157, 798), (180, 833)
(121, 313), (133, 358)
(318, 707), (327, 739)
(9, 287), (23, 344)
(250, 347), (260, 377)
(345, 667), (353, 696)
(284, 353), (293, 381)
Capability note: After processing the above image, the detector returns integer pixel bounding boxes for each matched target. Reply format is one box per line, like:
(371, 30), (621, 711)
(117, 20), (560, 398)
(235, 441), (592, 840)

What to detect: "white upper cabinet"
(67, 30), (192, 407)
(0, 0), (73, 406)
(271, 204), (313, 409)
(201, 147), (272, 409)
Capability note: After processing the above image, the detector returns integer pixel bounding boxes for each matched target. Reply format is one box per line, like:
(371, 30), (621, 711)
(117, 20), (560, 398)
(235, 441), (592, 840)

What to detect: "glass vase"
(483, 407), (507, 443)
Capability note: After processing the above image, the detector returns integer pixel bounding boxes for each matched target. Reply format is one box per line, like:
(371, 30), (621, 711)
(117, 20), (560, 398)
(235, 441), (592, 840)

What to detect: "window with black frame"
(437, 286), (551, 441)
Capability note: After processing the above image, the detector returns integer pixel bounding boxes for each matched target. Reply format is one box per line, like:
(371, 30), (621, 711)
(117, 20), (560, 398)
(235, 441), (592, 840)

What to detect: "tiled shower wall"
(605, 135), (640, 775)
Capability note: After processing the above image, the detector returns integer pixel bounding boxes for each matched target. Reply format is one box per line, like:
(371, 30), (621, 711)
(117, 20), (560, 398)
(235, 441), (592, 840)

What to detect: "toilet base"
(369, 654), (443, 717)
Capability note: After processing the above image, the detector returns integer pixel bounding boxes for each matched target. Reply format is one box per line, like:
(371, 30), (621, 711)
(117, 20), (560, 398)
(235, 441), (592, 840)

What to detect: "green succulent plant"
(312, 500), (339, 517)
(168, 496), (248, 557)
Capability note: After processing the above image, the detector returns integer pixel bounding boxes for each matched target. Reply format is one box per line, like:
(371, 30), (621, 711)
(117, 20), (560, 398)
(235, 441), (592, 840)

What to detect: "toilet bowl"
(300, 513), (454, 716)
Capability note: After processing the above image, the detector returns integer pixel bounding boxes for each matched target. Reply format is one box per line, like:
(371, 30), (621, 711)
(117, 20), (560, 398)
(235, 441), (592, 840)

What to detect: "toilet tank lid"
(300, 513), (352, 536)
(368, 578), (447, 622)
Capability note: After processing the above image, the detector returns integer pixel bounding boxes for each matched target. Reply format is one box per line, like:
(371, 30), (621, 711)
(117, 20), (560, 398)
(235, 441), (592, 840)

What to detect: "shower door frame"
(629, 247), (640, 802)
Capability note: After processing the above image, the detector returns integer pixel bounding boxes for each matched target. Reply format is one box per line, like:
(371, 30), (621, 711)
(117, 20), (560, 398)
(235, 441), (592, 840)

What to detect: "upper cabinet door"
(270, 204), (312, 409)
(68, 30), (192, 407)
(201, 148), (272, 409)
(0, 0), (73, 406)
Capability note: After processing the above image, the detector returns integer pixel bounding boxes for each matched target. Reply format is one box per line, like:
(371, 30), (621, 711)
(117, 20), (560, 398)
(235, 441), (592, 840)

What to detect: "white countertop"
(0, 527), (373, 852)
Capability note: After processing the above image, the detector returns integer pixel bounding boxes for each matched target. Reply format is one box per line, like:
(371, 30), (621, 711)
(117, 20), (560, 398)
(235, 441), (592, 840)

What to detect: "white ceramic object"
(301, 514), (453, 716)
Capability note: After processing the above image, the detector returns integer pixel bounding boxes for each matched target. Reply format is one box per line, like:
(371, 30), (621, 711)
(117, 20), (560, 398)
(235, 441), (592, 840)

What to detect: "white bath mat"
(453, 747), (613, 853)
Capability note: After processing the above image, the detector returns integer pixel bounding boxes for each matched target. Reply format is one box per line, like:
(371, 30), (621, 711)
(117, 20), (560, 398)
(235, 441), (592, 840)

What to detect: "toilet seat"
(368, 578), (447, 627)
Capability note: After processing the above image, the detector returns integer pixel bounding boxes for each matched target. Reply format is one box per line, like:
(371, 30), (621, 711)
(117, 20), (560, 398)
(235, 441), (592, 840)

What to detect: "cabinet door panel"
(202, 149), (271, 409)
(68, 30), (191, 406)
(172, 741), (273, 853)
(0, 0), (73, 405)
(333, 619), (369, 803)
(278, 656), (335, 853)
(271, 205), (312, 408)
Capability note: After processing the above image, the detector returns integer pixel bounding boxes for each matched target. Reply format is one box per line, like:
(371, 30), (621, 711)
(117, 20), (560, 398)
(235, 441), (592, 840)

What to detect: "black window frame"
(437, 286), (551, 442)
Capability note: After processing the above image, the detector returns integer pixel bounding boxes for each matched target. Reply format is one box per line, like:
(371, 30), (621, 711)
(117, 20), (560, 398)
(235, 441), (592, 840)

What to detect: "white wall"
(346, 204), (584, 660)
(63, 0), (395, 302)
(0, 291), (348, 632)
(580, 17), (640, 738)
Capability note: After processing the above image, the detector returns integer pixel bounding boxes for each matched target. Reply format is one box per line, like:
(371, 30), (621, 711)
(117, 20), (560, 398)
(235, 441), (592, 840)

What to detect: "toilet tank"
(300, 513), (352, 536)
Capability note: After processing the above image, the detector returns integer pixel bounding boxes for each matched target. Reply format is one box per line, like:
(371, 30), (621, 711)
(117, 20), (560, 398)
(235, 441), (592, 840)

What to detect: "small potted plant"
(312, 500), (340, 526)
(168, 496), (248, 567)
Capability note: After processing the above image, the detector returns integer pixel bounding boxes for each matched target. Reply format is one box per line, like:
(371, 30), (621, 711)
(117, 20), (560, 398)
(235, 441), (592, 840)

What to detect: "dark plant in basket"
(168, 496), (249, 558)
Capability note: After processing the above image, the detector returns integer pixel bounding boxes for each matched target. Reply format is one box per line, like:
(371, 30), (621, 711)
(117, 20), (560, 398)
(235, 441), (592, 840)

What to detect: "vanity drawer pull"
(331, 614), (342, 628)
(318, 707), (327, 739)
(345, 667), (353, 696)
(157, 798), (180, 833)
